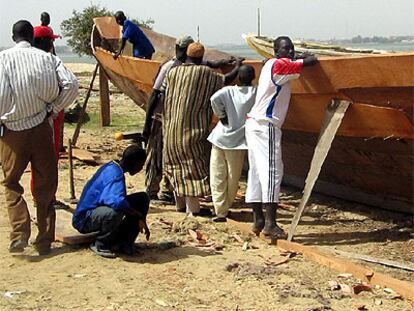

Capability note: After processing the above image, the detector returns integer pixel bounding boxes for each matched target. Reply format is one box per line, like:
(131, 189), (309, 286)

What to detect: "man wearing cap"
(113, 11), (155, 60)
(30, 25), (68, 210)
(142, 35), (194, 203)
(143, 36), (233, 204)
(161, 42), (241, 215)
(0, 20), (78, 255)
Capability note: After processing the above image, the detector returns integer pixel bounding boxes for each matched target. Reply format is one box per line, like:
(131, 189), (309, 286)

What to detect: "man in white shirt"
(0, 20), (78, 255)
(208, 64), (256, 222)
(246, 36), (318, 239)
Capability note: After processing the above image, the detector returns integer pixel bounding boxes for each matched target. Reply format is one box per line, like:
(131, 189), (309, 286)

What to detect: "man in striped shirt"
(246, 36), (318, 239)
(0, 20), (78, 255)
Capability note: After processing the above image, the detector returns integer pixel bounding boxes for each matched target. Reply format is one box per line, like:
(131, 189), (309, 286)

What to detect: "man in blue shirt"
(113, 11), (155, 60)
(72, 145), (150, 258)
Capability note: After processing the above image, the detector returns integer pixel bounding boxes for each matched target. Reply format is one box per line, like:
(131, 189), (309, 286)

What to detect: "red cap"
(34, 26), (60, 39)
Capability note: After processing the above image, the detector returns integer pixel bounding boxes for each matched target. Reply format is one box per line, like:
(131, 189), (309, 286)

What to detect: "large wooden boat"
(92, 17), (414, 214)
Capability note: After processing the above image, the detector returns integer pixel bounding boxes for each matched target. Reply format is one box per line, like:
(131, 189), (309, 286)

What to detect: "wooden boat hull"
(92, 17), (414, 213)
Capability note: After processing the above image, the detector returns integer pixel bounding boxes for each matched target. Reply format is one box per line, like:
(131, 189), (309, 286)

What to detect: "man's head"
(12, 20), (34, 44)
(238, 65), (255, 86)
(115, 11), (126, 26)
(186, 42), (205, 64)
(119, 144), (146, 176)
(40, 12), (50, 26)
(274, 36), (295, 59)
(33, 26), (59, 52)
(175, 35), (194, 62)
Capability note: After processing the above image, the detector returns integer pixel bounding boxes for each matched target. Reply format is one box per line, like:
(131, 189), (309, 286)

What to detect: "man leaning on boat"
(113, 11), (155, 60)
(246, 36), (318, 239)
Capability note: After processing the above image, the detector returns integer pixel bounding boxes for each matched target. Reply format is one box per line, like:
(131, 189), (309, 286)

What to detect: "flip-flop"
(89, 244), (116, 258)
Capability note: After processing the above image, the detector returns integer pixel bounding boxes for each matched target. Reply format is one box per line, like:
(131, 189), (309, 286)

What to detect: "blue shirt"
(72, 161), (130, 230)
(122, 20), (155, 58)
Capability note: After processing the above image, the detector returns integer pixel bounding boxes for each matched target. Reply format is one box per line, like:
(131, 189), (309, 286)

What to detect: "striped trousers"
(245, 118), (283, 203)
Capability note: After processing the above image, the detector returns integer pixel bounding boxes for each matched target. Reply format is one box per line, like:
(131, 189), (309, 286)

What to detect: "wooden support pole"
(64, 138), (78, 204)
(288, 99), (351, 241)
(99, 65), (111, 127)
(72, 63), (99, 146)
(227, 219), (414, 302)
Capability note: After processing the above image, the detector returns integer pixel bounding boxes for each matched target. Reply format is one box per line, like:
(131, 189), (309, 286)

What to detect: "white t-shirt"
(208, 85), (257, 150)
(248, 57), (303, 127)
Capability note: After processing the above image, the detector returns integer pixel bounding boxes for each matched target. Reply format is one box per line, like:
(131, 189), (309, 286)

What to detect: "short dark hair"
(238, 65), (255, 85)
(115, 11), (126, 20)
(121, 144), (146, 167)
(34, 37), (53, 53)
(40, 12), (50, 26)
(12, 20), (34, 42)
(274, 36), (293, 50)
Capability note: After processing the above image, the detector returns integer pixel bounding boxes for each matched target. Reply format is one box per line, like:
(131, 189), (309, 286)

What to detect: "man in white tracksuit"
(245, 36), (318, 239)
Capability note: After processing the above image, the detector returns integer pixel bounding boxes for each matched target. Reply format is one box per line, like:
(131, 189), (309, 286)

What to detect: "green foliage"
(61, 4), (154, 57)
(61, 4), (111, 56)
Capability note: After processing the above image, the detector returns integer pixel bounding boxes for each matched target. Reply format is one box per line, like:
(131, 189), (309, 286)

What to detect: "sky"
(0, 0), (413, 47)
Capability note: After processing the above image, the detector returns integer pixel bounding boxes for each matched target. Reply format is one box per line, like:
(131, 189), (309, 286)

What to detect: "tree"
(61, 4), (154, 56)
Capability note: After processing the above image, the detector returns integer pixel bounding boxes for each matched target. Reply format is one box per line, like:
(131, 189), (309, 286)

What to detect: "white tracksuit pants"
(245, 118), (283, 203)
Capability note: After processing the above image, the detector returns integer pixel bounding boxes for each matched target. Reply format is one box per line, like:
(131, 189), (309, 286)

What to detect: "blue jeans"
(80, 192), (149, 249)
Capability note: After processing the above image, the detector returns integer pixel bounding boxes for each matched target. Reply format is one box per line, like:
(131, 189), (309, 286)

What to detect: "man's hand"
(113, 51), (121, 60)
(220, 116), (228, 126)
(139, 220), (151, 241)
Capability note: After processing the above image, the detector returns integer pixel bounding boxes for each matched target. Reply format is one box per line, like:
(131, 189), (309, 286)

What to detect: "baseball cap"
(176, 35), (194, 49)
(33, 26), (60, 39)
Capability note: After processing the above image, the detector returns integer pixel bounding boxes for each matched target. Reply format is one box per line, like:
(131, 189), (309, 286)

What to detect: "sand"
(0, 63), (413, 311)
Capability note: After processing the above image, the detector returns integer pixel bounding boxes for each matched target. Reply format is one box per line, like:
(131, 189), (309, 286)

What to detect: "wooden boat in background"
(243, 33), (389, 57)
(92, 17), (414, 214)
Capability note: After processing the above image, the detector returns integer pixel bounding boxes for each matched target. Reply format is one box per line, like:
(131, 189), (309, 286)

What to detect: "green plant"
(61, 4), (154, 56)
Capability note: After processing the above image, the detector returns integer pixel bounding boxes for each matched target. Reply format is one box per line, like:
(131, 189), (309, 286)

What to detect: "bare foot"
(262, 225), (287, 239)
(251, 217), (265, 236)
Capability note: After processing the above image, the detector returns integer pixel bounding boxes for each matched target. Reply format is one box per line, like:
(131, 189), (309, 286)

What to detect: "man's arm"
(206, 57), (235, 69)
(210, 88), (229, 125)
(223, 58), (243, 85)
(51, 56), (79, 114)
(0, 59), (13, 120)
(302, 55), (318, 67)
(142, 89), (161, 139)
(114, 38), (127, 60)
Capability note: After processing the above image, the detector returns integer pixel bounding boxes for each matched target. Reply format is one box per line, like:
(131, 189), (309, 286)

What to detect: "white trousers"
(245, 118), (283, 203)
(210, 145), (246, 217)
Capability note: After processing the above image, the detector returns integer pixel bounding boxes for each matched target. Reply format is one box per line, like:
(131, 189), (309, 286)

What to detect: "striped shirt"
(0, 41), (78, 131)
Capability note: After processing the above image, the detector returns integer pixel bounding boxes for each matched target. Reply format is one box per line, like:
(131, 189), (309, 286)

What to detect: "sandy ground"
(0, 64), (413, 311)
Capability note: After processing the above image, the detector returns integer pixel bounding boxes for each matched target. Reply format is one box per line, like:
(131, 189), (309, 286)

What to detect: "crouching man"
(72, 145), (150, 258)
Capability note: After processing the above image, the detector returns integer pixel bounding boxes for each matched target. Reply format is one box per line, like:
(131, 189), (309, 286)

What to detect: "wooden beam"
(288, 99), (351, 241)
(227, 218), (414, 302)
(72, 63), (99, 146)
(99, 65), (111, 126)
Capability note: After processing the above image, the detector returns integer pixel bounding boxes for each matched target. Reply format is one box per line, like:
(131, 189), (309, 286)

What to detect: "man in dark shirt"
(113, 11), (155, 60)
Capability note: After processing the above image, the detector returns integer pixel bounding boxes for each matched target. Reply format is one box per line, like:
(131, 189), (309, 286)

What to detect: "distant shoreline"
(55, 41), (414, 64)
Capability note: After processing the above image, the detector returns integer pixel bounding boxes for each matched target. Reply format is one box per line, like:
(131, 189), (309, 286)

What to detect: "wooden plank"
(334, 249), (414, 272)
(55, 232), (97, 245)
(71, 148), (100, 164)
(288, 100), (351, 241)
(99, 66), (111, 126)
(227, 219), (414, 302)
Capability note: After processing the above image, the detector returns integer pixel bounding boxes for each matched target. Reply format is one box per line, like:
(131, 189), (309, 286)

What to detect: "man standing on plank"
(246, 36), (318, 239)
(0, 20), (78, 255)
